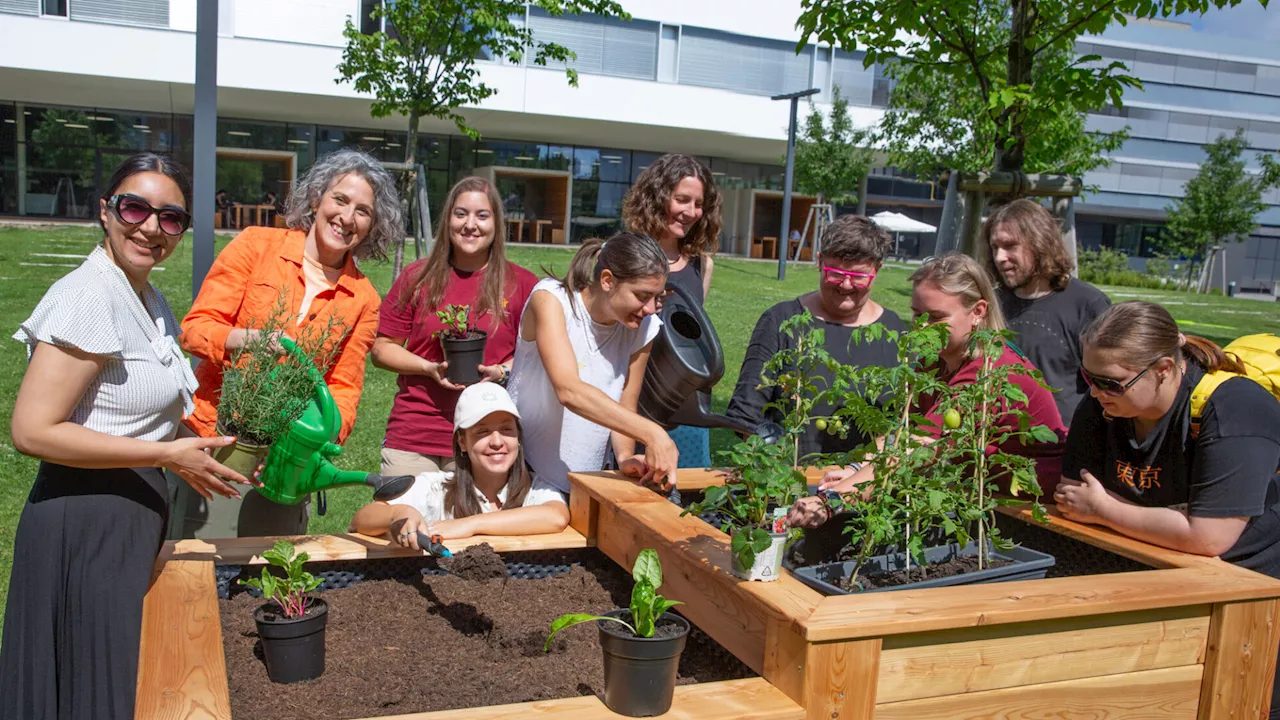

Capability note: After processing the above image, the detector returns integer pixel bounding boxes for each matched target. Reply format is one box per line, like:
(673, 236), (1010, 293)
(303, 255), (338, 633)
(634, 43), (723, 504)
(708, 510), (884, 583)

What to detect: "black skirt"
(0, 462), (168, 720)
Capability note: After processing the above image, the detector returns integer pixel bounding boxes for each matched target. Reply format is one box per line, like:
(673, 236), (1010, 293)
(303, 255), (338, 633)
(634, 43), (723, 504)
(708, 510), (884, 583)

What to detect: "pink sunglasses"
(821, 264), (877, 288)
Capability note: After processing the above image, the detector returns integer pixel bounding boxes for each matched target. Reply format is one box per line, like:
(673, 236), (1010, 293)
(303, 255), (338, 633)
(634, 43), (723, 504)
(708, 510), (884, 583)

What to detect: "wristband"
(496, 364), (510, 387)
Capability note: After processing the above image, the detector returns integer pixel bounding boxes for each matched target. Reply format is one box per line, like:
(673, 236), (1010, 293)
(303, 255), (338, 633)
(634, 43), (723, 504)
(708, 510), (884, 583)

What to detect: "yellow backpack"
(1189, 334), (1280, 438)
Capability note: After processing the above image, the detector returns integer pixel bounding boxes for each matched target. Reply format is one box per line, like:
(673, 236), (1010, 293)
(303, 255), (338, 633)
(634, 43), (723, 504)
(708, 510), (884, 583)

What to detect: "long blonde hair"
(910, 252), (1006, 332)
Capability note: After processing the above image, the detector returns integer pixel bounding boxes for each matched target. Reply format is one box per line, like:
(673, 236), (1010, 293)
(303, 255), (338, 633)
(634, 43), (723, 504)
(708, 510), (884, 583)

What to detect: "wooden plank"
(355, 678), (803, 720)
(135, 560), (230, 720)
(1198, 598), (1280, 719)
(997, 505), (1222, 570)
(875, 664), (1202, 719)
(803, 565), (1280, 642)
(568, 483), (598, 542)
(803, 639), (880, 720)
(764, 617), (810, 706)
(158, 527), (589, 565)
(676, 467), (831, 492)
(877, 605), (1211, 702)
(566, 471), (672, 505)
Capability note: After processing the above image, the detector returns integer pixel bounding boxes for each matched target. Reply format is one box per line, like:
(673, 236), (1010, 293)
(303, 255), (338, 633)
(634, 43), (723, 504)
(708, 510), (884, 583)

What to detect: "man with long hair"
(984, 199), (1111, 425)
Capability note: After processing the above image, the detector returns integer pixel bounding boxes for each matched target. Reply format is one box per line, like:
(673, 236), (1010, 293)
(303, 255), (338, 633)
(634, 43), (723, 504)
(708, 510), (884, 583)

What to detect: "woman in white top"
(350, 382), (567, 543)
(0, 153), (252, 720)
(504, 232), (680, 532)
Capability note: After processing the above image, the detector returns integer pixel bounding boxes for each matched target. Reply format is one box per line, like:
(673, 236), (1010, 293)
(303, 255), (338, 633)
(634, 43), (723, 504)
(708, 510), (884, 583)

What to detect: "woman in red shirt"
(372, 176), (537, 477)
(788, 252), (1066, 528)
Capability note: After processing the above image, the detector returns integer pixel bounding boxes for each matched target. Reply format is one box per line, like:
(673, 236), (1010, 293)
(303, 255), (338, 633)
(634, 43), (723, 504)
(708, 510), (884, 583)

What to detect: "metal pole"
(192, 0), (219, 299)
(770, 88), (818, 281)
(778, 97), (800, 281)
(935, 171), (960, 255)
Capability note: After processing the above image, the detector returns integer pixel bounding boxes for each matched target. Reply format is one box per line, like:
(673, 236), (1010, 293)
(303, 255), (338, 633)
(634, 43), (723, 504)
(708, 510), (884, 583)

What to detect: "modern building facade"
(0, 1), (1277, 283)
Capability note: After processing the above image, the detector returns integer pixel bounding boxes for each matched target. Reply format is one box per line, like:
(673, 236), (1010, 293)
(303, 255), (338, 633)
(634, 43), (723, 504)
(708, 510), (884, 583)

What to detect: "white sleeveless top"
(508, 278), (661, 494)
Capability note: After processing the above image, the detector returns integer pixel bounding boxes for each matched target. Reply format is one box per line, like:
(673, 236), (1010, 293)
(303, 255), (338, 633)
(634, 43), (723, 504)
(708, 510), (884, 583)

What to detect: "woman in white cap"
(349, 382), (559, 544)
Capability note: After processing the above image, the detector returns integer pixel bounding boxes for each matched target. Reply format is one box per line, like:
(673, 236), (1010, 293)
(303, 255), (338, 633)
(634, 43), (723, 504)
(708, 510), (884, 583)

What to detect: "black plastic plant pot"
(792, 541), (1055, 596)
(440, 331), (487, 385)
(597, 608), (690, 717)
(253, 597), (328, 684)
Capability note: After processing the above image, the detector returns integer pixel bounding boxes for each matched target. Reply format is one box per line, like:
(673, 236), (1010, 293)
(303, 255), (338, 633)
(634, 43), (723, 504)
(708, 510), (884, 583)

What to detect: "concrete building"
(0, 1), (1277, 284)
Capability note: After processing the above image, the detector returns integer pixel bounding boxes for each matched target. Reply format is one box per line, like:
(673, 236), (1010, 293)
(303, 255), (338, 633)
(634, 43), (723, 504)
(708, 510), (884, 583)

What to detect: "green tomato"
(814, 418), (828, 431)
(943, 408), (962, 430)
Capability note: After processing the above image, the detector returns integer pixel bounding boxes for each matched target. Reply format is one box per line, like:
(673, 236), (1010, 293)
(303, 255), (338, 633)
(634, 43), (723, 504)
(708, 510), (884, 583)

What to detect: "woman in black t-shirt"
(1058, 301), (1280, 717)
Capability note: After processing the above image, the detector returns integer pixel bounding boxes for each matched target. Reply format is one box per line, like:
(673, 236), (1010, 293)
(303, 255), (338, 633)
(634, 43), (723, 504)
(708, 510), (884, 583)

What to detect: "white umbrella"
(870, 211), (937, 233)
(870, 211), (937, 260)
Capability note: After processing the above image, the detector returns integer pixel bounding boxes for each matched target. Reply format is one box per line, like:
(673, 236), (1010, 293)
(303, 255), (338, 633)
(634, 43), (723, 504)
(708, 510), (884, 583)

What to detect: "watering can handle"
(277, 336), (342, 441)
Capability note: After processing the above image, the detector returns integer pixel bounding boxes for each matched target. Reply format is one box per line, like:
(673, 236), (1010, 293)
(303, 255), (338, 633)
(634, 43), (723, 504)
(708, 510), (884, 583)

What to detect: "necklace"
(303, 252), (344, 272)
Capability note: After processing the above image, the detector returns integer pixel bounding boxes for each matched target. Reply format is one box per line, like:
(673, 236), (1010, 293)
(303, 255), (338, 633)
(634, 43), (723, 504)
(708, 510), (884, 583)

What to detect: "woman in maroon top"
(372, 177), (537, 477)
(788, 253), (1066, 529)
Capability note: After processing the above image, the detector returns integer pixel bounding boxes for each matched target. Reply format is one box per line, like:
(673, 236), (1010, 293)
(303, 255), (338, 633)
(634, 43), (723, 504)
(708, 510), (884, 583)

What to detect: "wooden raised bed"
(138, 469), (1280, 719)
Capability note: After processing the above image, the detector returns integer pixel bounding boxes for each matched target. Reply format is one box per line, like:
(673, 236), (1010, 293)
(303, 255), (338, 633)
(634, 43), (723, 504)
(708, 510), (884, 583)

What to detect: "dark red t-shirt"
(379, 260), (538, 456)
(918, 342), (1068, 497)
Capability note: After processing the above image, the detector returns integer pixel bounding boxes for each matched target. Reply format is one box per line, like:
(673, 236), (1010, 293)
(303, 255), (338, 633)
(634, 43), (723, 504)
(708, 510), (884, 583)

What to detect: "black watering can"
(638, 282), (783, 444)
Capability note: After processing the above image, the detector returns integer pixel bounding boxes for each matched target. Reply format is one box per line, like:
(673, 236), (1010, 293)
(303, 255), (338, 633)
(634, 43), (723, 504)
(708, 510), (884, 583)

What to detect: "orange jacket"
(181, 227), (381, 443)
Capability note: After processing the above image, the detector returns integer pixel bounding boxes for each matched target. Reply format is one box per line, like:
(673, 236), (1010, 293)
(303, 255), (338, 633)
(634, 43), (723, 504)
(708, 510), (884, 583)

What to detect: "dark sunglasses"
(108, 194), (191, 236)
(1080, 362), (1155, 397)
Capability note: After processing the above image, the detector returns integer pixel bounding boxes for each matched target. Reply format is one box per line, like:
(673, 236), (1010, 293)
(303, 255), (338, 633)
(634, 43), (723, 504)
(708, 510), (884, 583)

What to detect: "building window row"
(1078, 41), (1280, 98)
(1089, 106), (1280, 152)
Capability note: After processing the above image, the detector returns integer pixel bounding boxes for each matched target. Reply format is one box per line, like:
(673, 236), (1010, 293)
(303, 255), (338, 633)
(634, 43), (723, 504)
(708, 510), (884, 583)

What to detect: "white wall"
(623, 0), (809, 43)
(232, 0), (355, 47)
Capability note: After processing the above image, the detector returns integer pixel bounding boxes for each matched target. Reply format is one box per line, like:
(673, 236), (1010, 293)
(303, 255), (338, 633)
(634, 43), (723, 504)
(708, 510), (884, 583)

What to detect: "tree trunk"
(998, 0), (1035, 176)
(391, 111), (422, 284)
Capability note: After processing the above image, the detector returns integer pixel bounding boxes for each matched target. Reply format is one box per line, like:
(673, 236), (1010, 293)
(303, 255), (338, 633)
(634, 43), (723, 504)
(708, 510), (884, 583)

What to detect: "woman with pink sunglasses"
(727, 215), (905, 457)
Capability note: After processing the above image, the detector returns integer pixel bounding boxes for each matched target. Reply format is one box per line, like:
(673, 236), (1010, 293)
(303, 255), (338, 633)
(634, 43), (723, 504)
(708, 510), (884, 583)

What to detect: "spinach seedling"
(544, 549), (682, 649)
(238, 540), (323, 618)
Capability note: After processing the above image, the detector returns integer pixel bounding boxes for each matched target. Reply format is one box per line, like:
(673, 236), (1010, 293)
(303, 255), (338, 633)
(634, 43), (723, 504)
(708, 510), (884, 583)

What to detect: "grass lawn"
(2, 224), (1279, 636)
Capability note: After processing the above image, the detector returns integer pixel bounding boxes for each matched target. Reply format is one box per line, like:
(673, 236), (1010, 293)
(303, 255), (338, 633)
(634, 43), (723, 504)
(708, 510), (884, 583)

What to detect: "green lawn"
(2, 224), (1280, 636)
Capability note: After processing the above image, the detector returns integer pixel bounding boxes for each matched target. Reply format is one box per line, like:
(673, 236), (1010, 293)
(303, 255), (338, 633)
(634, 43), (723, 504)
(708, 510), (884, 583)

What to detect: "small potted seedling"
(545, 549), (687, 717)
(239, 540), (327, 683)
(436, 303), (487, 385)
(683, 312), (826, 581)
(216, 293), (347, 477)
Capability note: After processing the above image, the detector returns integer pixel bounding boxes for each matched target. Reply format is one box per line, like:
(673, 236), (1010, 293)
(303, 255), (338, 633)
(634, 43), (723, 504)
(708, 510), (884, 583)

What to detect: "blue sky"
(1178, 1), (1280, 41)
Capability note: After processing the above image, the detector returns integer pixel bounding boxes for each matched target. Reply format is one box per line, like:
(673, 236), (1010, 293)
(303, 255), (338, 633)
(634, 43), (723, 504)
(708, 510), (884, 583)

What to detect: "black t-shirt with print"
(998, 279), (1111, 426)
(1063, 363), (1280, 578)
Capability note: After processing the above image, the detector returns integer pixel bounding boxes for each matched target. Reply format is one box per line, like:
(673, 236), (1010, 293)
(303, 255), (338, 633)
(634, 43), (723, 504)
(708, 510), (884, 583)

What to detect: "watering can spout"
(257, 338), (417, 505)
(638, 283), (785, 445)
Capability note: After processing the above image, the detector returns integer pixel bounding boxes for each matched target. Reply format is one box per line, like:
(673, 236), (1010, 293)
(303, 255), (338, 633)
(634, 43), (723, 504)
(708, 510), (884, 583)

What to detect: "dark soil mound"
(443, 542), (508, 581)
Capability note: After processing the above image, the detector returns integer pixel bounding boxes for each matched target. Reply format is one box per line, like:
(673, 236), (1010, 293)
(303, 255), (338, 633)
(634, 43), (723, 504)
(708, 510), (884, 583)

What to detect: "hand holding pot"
(163, 435), (252, 500)
(787, 496), (833, 529)
(421, 359), (465, 391)
(476, 364), (507, 384)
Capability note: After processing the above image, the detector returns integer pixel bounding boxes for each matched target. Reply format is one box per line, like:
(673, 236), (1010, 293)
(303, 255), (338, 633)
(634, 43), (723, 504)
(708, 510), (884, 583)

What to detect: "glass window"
(359, 0), (381, 34)
(26, 106), (95, 148)
(450, 134), (476, 174)
(543, 145), (573, 172)
(415, 134), (450, 171)
(42, 0), (67, 17)
(571, 180), (626, 243)
(0, 104), (16, 216)
(284, 124), (315, 170)
(476, 138), (544, 169)
(90, 110), (173, 152)
(218, 119), (287, 150)
(631, 151), (660, 182)
(573, 147), (631, 182)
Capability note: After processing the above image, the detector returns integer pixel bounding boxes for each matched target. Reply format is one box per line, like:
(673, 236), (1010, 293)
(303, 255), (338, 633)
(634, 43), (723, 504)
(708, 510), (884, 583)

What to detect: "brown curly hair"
(622, 154), (722, 258)
(981, 198), (1074, 291)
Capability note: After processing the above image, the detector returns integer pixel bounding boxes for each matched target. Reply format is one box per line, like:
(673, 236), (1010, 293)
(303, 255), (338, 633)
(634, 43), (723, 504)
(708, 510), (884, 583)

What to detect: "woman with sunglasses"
(1, 153), (253, 720)
(727, 215), (905, 457)
(1057, 301), (1280, 718)
(622, 154), (723, 467)
(787, 253), (1066, 531)
(173, 149), (399, 538)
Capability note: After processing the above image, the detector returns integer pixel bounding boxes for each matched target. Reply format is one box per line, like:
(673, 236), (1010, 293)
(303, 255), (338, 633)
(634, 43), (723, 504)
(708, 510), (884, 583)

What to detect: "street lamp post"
(771, 87), (819, 281)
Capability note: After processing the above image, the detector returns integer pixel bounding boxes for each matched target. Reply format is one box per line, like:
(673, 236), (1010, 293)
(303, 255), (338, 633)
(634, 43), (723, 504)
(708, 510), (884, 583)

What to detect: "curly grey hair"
(284, 148), (403, 262)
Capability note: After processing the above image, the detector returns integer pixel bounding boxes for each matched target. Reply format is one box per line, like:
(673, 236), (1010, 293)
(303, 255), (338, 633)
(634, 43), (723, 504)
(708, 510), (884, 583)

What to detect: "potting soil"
(221, 554), (752, 720)
(837, 555), (1015, 591)
(441, 543), (509, 581)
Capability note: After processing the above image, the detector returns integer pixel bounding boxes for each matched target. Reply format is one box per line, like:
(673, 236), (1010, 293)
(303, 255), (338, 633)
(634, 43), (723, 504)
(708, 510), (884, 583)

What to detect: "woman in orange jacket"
(171, 149), (401, 538)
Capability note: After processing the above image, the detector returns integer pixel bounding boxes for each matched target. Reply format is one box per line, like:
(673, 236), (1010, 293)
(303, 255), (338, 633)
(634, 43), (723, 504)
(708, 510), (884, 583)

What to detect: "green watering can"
(256, 337), (414, 507)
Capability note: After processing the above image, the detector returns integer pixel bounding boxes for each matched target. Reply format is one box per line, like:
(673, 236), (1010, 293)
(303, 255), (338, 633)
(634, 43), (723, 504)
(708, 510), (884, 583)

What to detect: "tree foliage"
(796, 0), (1266, 177)
(338, 0), (627, 141)
(793, 88), (875, 204)
(1160, 129), (1280, 289)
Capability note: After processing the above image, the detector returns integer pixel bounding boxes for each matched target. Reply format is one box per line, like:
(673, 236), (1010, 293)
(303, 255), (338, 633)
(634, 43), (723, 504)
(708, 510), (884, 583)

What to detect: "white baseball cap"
(454, 382), (521, 431)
